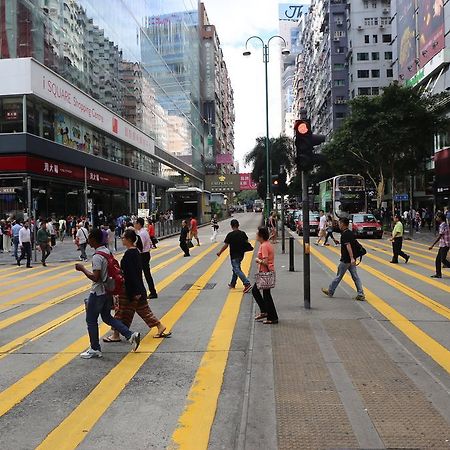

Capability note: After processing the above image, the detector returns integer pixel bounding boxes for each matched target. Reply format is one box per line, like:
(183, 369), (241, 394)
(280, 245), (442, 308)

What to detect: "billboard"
(278, 4), (308, 21)
(397, 0), (417, 80)
(240, 173), (258, 191)
(205, 174), (240, 193)
(418, 0), (445, 67)
(216, 153), (234, 165)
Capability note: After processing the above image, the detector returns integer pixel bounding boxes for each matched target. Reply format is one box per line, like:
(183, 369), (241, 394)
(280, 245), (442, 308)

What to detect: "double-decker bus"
(317, 174), (367, 219)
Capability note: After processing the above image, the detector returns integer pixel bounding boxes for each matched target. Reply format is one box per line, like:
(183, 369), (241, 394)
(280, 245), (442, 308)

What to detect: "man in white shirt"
(76, 222), (89, 261)
(17, 221), (32, 267)
(316, 210), (328, 246)
(135, 217), (158, 299)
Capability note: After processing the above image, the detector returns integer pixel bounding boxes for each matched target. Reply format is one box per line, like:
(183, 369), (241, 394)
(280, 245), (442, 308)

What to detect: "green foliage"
(322, 84), (450, 206)
(235, 190), (259, 204)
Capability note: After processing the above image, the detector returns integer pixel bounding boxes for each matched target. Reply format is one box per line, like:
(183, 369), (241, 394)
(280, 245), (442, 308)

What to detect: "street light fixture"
(243, 35), (290, 219)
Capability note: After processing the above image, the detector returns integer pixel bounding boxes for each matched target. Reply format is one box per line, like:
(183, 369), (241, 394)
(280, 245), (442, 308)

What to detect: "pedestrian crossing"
(0, 221), (449, 449)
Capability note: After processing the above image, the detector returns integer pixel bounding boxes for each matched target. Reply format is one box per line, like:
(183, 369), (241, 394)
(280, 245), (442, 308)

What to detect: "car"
(296, 211), (320, 236)
(350, 213), (383, 239)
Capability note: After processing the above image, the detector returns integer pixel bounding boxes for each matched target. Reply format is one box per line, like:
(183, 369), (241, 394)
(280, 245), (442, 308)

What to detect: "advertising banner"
(239, 173), (258, 191)
(278, 4), (307, 21)
(397, 0), (417, 80)
(205, 174), (240, 193)
(418, 0), (445, 67)
(216, 153), (234, 165)
(435, 148), (450, 189)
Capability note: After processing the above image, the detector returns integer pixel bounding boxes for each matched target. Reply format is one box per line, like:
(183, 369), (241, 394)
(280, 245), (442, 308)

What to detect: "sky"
(203, 0), (289, 171)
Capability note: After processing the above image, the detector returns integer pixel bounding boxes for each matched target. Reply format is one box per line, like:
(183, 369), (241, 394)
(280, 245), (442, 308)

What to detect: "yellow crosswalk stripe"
(0, 260), (75, 283)
(368, 239), (435, 262)
(35, 244), (225, 450)
(0, 265), (19, 274)
(0, 245), (185, 357)
(308, 244), (450, 375)
(325, 245), (450, 320)
(0, 243), (218, 419)
(169, 247), (254, 450)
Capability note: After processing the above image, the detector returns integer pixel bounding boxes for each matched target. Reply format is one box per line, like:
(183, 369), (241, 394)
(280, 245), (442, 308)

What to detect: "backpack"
(95, 251), (124, 295)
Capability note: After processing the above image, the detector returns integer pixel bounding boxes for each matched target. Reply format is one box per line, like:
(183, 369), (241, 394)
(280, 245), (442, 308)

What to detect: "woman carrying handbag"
(252, 226), (278, 324)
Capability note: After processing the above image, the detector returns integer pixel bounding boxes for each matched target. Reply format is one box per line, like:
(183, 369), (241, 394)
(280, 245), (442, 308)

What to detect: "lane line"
(362, 241), (450, 289)
(324, 245), (450, 320)
(169, 248), (254, 450)
(35, 244), (226, 450)
(0, 246), (185, 358)
(306, 242), (450, 375)
(367, 239), (435, 262)
(0, 243), (218, 419)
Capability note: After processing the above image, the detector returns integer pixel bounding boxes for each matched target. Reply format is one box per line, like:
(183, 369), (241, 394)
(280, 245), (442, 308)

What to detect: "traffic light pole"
(264, 43), (271, 220)
(302, 171), (311, 309)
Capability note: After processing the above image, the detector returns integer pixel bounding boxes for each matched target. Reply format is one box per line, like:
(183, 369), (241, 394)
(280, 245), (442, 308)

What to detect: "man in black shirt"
(322, 217), (365, 301)
(217, 219), (252, 293)
(180, 220), (190, 257)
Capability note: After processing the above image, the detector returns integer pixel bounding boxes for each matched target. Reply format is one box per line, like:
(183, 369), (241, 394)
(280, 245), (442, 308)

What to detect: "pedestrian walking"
(268, 212), (278, 244)
(252, 226), (278, 324)
(0, 220), (3, 253)
(390, 214), (410, 264)
(321, 217), (365, 301)
(428, 212), (450, 279)
(189, 215), (200, 246)
(324, 214), (339, 246)
(147, 219), (158, 248)
(47, 219), (57, 247)
(37, 220), (52, 266)
(11, 220), (22, 260)
(58, 217), (66, 241)
(17, 220), (32, 268)
(75, 222), (89, 261)
(180, 220), (191, 257)
(103, 229), (170, 343)
(75, 228), (141, 359)
(415, 211), (422, 232)
(107, 224), (115, 253)
(135, 217), (158, 299)
(315, 210), (327, 246)
(445, 206), (450, 226)
(210, 214), (219, 242)
(3, 220), (11, 253)
(217, 219), (252, 293)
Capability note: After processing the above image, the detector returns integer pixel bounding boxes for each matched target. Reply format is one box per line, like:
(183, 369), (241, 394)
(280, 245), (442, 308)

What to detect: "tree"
(322, 84), (449, 208)
(245, 136), (294, 199)
(236, 190), (259, 204)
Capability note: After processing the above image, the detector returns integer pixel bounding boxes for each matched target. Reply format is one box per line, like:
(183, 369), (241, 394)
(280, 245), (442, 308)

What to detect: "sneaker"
(321, 288), (333, 297)
(228, 284), (236, 289)
(430, 274), (442, 279)
(129, 332), (141, 351)
(79, 256), (83, 261)
(243, 284), (252, 294)
(80, 348), (102, 359)
(354, 294), (366, 301)
(148, 293), (158, 299)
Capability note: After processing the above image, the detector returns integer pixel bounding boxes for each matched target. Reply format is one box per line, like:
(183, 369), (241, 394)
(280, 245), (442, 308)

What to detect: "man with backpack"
(75, 228), (140, 359)
(322, 217), (366, 301)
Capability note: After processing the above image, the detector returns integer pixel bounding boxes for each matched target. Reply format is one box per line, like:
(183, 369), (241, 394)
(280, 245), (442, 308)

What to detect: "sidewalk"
(240, 231), (450, 450)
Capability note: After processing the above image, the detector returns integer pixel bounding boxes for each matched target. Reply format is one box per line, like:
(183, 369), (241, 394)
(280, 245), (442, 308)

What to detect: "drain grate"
(181, 283), (217, 291)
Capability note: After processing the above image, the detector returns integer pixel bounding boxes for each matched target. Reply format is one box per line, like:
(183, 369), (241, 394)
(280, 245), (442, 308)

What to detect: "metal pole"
(84, 167), (88, 217)
(302, 171), (311, 309)
(281, 197), (285, 253)
(264, 44), (271, 220)
(289, 236), (294, 272)
(409, 175), (414, 238)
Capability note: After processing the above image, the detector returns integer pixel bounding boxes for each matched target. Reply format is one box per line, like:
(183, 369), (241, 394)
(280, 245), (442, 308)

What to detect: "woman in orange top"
(252, 226), (278, 324)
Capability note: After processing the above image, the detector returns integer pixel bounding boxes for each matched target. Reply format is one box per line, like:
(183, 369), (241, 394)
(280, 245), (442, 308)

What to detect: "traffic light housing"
(272, 170), (288, 195)
(272, 175), (280, 195)
(294, 119), (326, 172)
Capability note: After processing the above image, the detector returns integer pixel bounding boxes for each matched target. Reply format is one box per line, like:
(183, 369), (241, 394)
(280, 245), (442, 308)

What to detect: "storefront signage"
(405, 49), (450, 87)
(0, 58), (155, 156)
(0, 155), (129, 189)
(0, 187), (17, 194)
(205, 174), (240, 193)
(239, 173), (258, 191)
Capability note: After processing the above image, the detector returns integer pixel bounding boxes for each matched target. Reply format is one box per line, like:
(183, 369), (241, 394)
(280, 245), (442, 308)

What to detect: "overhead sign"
(278, 4), (307, 21)
(138, 191), (148, 203)
(205, 174), (240, 193)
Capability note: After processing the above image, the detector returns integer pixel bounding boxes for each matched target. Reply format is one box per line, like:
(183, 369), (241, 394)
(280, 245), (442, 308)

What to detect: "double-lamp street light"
(243, 35), (290, 218)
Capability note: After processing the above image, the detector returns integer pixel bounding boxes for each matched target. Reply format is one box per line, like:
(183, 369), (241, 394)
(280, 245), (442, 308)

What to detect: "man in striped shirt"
(429, 212), (450, 278)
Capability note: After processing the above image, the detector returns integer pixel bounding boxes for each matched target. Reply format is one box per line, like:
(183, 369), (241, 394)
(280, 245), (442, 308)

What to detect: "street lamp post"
(244, 36), (290, 219)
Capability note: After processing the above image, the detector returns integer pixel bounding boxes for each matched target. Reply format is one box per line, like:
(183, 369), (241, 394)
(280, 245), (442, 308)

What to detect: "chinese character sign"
(240, 173), (258, 191)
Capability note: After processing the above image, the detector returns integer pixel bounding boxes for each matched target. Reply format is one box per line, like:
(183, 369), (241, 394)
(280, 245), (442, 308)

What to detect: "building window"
(358, 70), (370, 78)
(334, 31), (346, 38)
(380, 17), (390, 25)
(363, 1), (369, 8)
(334, 63), (345, 70)
(386, 68), (393, 77)
(334, 79), (345, 86)
(357, 52), (369, 61)
(372, 69), (380, 78)
(384, 51), (393, 60)
(372, 87), (380, 95)
(364, 35), (370, 43)
(336, 112), (346, 119)
(372, 52), (380, 60)
(351, 89), (355, 98)
(373, 34), (378, 43)
(335, 46), (345, 53)
(372, 1), (377, 7)
(364, 17), (378, 26)
(358, 87), (371, 95)
(382, 34), (392, 43)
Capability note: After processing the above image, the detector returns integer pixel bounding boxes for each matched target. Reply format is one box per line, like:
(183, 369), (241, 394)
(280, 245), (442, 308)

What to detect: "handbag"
(255, 271), (276, 290)
(244, 241), (254, 252)
(187, 239), (194, 248)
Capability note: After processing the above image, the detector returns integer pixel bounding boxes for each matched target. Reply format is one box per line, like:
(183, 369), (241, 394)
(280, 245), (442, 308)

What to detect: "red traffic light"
(294, 119), (311, 135)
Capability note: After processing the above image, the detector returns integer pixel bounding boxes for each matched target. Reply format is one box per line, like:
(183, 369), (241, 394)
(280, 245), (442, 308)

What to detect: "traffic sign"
(138, 191), (148, 203)
(394, 194), (409, 201)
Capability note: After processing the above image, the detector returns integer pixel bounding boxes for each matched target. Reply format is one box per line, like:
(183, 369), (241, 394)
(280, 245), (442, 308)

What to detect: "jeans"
(39, 243), (51, 263)
(252, 284), (278, 321)
(79, 242), (87, 260)
(329, 262), (364, 296)
(392, 237), (408, 263)
(85, 293), (132, 351)
(141, 251), (157, 296)
(230, 258), (250, 287)
(435, 246), (450, 277)
(18, 242), (32, 266)
(13, 236), (19, 259)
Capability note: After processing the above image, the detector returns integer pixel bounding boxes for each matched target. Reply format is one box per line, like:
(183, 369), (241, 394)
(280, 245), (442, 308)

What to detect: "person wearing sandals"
(252, 227), (278, 324)
(104, 229), (171, 342)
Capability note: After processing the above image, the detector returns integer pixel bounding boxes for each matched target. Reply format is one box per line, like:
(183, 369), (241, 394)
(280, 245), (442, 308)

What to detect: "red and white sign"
(0, 58), (155, 155)
(240, 173), (258, 191)
(216, 153), (234, 165)
(0, 155), (129, 189)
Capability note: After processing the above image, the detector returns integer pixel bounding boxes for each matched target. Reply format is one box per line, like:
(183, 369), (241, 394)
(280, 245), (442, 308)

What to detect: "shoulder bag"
(255, 271), (276, 290)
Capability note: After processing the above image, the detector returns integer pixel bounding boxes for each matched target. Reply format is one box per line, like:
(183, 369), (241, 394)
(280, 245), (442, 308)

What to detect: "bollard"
(289, 236), (295, 272)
